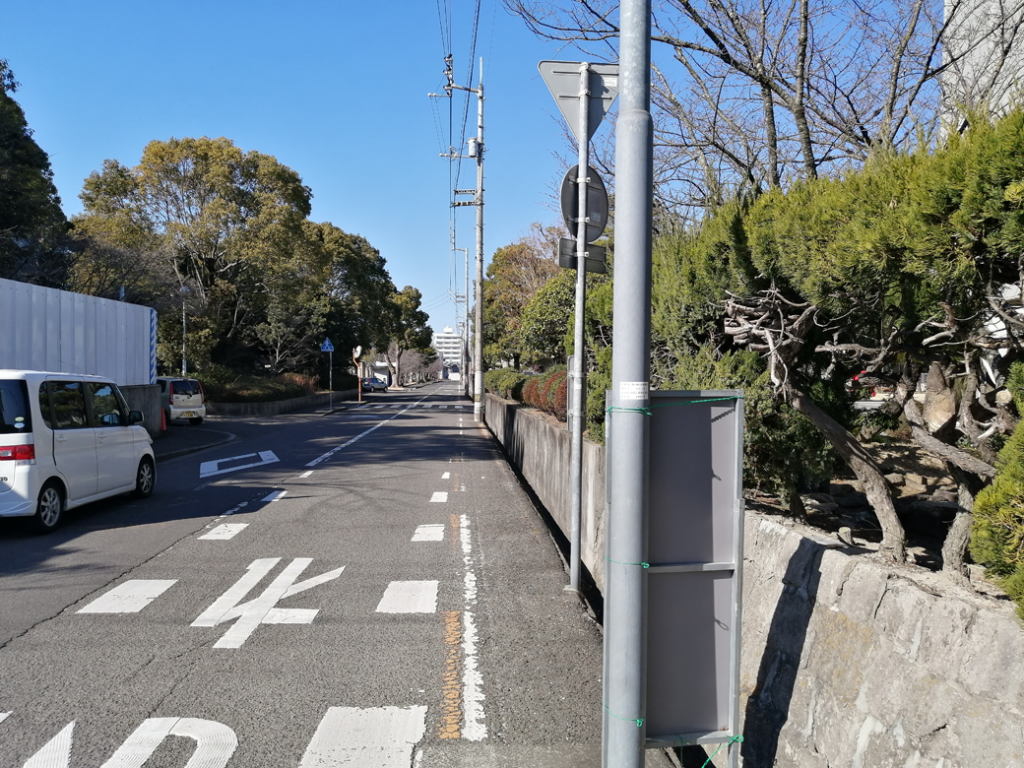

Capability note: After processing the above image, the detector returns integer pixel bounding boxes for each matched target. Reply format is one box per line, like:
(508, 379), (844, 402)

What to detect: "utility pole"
(603, 0), (653, 766)
(432, 58), (485, 422)
(454, 246), (470, 397)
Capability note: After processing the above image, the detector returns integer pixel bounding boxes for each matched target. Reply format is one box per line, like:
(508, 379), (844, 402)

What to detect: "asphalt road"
(0, 382), (671, 767)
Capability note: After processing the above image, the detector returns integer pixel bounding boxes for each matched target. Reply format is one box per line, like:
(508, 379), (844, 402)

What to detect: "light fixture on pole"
(180, 285), (190, 377)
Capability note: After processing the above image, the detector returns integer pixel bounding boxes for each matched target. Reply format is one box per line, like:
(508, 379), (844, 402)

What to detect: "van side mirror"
(129, 410), (144, 424)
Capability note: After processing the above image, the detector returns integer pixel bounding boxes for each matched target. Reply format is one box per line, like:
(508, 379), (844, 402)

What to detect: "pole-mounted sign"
(321, 338), (335, 412)
(539, 60), (619, 603)
(538, 61), (619, 142)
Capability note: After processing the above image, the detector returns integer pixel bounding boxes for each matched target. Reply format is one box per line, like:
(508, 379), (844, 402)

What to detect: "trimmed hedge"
(486, 367), (568, 423)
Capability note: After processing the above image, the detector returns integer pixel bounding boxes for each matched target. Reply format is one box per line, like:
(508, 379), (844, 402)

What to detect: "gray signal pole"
(603, 0), (653, 766)
(568, 62), (591, 595)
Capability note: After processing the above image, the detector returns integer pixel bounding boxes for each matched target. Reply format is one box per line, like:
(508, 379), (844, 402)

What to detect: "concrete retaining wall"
(120, 384), (161, 438)
(483, 393), (1024, 768)
(206, 390), (357, 417)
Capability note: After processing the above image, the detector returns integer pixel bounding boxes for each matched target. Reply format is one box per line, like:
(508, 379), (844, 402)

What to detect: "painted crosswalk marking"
(298, 706), (427, 768)
(376, 581), (438, 613)
(192, 558), (345, 648)
(78, 580), (177, 614)
(199, 523), (248, 541)
(412, 524), (445, 542)
(430, 492), (448, 503)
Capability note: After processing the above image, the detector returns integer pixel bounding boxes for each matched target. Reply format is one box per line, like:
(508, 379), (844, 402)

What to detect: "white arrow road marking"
(412, 524), (445, 542)
(200, 450), (279, 478)
(198, 523), (248, 541)
(192, 558), (345, 649)
(101, 718), (237, 768)
(78, 580), (177, 614)
(430, 492), (448, 503)
(298, 706), (427, 768)
(375, 581), (438, 614)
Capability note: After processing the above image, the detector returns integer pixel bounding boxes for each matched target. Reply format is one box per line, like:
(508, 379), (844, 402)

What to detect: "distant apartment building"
(943, 0), (1024, 123)
(433, 326), (465, 380)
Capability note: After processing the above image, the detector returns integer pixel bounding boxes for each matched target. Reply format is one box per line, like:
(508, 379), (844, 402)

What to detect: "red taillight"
(169, 382), (175, 404)
(0, 444), (35, 461)
(197, 381), (205, 399)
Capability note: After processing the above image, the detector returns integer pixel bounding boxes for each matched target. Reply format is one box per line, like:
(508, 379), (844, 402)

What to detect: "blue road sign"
(320, 338), (334, 352)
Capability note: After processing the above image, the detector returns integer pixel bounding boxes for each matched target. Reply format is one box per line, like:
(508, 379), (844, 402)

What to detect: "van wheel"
(33, 483), (64, 534)
(189, 417), (203, 425)
(133, 457), (156, 498)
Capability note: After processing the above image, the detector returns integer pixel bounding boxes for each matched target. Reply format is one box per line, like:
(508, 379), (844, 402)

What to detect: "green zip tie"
(701, 734), (744, 767)
(675, 734), (744, 767)
(606, 556), (650, 569)
(602, 701), (644, 727)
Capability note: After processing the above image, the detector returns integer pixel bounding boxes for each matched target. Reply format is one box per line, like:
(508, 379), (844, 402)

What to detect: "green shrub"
(971, 362), (1024, 618)
(484, 368), (527, 400)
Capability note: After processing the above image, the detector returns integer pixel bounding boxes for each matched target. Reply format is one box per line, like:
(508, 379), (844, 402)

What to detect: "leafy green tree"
(483, 224), (562, 367)
(380, 286), (433, 385)
(79, 137), (313, 370)
(0, 59), (67, 284)
(520, 269), (575, 364)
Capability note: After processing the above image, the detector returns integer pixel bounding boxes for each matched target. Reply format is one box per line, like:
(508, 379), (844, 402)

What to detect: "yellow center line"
(439, 610), (463, 739)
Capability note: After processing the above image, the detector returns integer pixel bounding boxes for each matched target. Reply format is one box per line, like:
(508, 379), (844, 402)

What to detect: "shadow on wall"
(742, 538), (824, 767)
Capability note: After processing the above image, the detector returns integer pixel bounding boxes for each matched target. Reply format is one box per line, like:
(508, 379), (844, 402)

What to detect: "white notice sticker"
(619, 381), (649, 401)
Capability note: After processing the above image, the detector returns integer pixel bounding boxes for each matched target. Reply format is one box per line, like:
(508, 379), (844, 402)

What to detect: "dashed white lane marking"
(442, 472), (451, 480)
(430, 492), (448, 503)
(0, 712), (10, 726)
(439, 405), (449, 409)
(262, 489), (288, 503)
(299, 470), (313, 478)
(412, 524), (445, 542)
(298, 706), (427, 768)
(459, 514), (486, 740)
(199, 523), (249, 541)
(424, 404), (434, 409)
(78, 580), (177, 613)
(306, 396), (430, 467)
(376, 581), (439, 613)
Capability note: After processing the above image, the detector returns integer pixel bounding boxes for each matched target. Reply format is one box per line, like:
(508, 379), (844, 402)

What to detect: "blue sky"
(1, 1), (591, 335)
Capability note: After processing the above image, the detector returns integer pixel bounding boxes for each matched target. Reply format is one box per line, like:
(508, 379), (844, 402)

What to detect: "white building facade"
(432, 326), (465, 381)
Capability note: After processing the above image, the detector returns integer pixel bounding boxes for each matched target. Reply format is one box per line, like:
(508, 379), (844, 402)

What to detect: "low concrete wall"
(120, 384), (161, 438)
(485, 394), (607, 591)
(206, 390), (357, 417)
(483, 393), (1024, 768)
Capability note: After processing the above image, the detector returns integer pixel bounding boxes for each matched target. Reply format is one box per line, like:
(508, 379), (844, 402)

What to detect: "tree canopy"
(0, 59), (67, 284)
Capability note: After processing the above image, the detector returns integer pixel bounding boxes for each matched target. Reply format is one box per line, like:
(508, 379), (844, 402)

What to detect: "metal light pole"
(180, 285), (190, 377)
(603, 0), (654, 766)
(455, 246), (470, 397)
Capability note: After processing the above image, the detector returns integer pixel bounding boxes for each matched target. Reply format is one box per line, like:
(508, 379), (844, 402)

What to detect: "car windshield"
(0, 379), (32, 435)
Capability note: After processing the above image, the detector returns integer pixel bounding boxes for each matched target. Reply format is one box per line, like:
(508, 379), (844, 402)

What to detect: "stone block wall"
(483, 393), (1024, 767)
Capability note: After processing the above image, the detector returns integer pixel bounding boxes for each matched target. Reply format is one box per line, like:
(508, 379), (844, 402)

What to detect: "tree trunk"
(789, 386), (907, 562)
(941, 471), (975, 586)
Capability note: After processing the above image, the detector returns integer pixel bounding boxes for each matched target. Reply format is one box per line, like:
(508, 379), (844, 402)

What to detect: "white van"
(0, 370), (156, 533)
